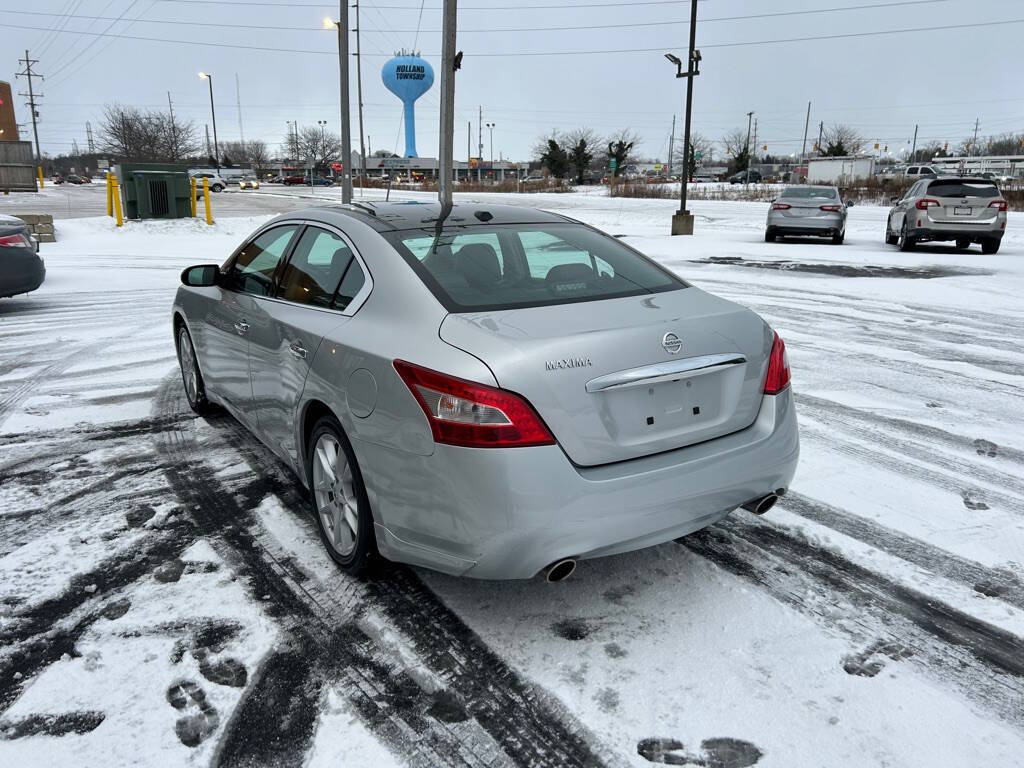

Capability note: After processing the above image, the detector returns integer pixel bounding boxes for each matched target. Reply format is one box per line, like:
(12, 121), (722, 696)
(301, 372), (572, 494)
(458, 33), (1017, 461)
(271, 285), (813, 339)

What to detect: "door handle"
(289, 342), (307, 360)
(234, 320), (249, 335)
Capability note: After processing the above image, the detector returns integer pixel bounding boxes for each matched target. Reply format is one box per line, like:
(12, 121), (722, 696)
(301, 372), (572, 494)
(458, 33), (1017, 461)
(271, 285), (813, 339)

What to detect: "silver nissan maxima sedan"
(172, 202), (798, 581)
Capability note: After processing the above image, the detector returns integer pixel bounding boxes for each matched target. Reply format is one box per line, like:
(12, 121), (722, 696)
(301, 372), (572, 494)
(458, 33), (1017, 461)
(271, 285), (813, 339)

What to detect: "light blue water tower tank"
(381, 54), (434, 158)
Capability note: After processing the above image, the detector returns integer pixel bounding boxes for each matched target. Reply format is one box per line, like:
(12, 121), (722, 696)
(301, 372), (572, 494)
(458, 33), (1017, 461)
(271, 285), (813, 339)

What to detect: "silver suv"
(885, 176), (1008, 254)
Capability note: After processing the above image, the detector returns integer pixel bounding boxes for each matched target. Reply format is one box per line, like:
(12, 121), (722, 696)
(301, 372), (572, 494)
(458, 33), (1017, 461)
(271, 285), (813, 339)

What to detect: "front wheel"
(308, 416), (377, 576)
(177, 326), (212, 415)
(211, 184), (224, 193)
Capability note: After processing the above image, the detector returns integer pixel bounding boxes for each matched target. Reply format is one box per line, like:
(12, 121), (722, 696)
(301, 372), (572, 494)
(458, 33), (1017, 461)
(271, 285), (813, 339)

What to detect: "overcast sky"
(2, 0), (1022, 164)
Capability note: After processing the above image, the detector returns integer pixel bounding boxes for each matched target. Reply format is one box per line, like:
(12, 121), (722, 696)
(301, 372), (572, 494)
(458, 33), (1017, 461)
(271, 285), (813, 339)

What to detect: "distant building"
(807, 156), (875, 184)
(0, 82), (19, 142)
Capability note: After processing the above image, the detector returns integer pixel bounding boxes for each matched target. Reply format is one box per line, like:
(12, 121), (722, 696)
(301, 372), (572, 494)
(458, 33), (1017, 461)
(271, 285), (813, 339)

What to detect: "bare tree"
(297, 125), (342, 173)
(720, 128), (749, 160)
(245, 139), (269, 174)
(98, 103), (198, 162)
(822, 124), (864, 156)
(532, 130), (563, 162)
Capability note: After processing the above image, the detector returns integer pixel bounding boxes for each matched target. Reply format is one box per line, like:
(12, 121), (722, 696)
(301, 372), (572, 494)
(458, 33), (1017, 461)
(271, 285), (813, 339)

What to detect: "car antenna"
(349, 201), (377, 216)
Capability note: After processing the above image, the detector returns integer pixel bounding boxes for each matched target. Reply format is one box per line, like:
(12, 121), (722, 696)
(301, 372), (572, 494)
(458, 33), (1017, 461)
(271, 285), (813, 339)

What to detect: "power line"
(152, 0), (707, 8)
(46, 0), (146, 83)
(7, 18), (1022, 59)
(0, 1), (962, 34)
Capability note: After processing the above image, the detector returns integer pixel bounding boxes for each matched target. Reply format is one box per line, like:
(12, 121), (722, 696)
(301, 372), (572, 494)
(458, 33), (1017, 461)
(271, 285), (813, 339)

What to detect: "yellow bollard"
(190, 177), (197, 217)
(37, 166), (44, 189)
(112, 177), (124, 227)
(106, 173), (114, 217)
(203, 178), (213, 225)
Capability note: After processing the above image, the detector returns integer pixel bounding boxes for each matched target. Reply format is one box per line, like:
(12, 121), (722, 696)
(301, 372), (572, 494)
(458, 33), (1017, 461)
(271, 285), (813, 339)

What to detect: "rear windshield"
(926, 181), (999, 198)
(781, 186), (837, 200)
(384, 223), (685, 312)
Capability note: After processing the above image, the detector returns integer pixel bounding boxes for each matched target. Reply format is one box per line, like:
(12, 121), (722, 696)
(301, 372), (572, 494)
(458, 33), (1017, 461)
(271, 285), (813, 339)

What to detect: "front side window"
(277, 226), (354, 307)
(224, 225), (298, 296)
(384, 222), (685, 312)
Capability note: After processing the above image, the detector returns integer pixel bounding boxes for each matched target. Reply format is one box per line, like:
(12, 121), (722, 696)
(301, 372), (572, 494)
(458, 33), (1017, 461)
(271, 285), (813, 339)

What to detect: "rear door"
(922, 179), (1002, 225)
(247, 224), (369, 467)
(202, 224), (299, 422)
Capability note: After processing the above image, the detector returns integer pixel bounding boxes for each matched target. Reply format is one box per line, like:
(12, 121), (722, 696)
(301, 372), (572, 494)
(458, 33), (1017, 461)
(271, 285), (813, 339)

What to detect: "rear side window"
(926, 181), (999, 198)
(277, 227), (354, 307)
(224, 225), (298, 296)
(384, 222), (684, 312)
(333, 260), (366, 311)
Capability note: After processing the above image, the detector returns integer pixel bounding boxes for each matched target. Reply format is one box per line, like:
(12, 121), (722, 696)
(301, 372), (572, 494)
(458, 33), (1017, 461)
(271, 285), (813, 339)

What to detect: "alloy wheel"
(312, 434), (359, 557)
(178, 329), (199, 405)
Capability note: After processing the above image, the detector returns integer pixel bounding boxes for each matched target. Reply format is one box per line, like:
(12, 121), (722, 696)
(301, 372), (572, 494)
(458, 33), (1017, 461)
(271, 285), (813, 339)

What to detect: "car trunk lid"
(439, 287), (771, 466)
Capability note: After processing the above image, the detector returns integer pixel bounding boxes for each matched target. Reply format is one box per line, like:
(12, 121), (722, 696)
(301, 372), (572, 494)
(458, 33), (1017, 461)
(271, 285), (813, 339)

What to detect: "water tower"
(381, 52), (434, 158)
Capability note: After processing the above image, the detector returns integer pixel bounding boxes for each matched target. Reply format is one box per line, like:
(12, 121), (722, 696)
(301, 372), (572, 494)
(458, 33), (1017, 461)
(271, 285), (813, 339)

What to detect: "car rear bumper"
(358, 389), (799, 580)
(767, 212), (843, 237)
(908, 224), (1003, 242)
(0, 252), (45, 298)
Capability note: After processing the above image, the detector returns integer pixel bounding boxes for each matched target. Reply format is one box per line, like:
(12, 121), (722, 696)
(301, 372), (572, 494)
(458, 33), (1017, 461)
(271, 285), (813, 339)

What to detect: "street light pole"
(327, 5), (353, 202)
(199, 72), (220, 171)
(667, 0), (701, 236)
(486, 122), (495, 163)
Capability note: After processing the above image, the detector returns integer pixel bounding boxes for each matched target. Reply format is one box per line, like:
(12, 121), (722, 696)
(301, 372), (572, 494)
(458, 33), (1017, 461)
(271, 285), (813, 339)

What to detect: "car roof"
(282, 201), (576, 233)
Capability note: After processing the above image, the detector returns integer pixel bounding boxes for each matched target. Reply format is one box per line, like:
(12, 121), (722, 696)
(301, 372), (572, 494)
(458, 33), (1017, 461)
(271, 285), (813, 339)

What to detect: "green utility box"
(115, 163), (192, 219)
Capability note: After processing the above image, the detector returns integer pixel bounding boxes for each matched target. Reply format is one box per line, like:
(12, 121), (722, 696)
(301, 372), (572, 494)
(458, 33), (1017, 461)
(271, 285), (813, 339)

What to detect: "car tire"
(955, 238), (971, 251)
(307, 415), (378, 577)
(211, 184), (224, 193)
(898, 221), (915, 252)
(832, 232), (844, 245)
(885, 219), (899, 245)
(764, 230), (776, 243)
(981, 239), (1000, 255)
(176, 325), (213, 415)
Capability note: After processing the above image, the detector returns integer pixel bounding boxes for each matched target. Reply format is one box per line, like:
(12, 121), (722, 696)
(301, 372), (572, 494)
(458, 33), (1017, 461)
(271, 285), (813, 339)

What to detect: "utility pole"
(235, 73), (245, 149)
(331, 1), (353, 202)
(972, 118), (980, 157)
(467, 121), (471, 182)
(667, 0), (701, 235)
(800, 101), (811, 162)
(354, 0), (367, 192)
(437, 0), (458, 209)
(15, 50), (43, 165)
(817, 120), (823, 157)
(752, 117), (758, 166)
(167, 92), (178, 161)
(910, 123), (918, 163)
(477, 106), (483, 182)
(86, 121), (95, 154)
(667, 114), (676, 177)
(744, 111), (754, 186)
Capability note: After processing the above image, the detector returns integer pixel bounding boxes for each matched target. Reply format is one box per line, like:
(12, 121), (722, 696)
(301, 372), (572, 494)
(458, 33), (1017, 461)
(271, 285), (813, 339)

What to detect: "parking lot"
(1, 187), (1023, 767)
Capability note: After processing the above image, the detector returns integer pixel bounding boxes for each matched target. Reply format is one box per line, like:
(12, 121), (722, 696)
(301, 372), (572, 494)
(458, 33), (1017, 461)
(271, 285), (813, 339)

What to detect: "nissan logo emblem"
(662, 332), (683, 355)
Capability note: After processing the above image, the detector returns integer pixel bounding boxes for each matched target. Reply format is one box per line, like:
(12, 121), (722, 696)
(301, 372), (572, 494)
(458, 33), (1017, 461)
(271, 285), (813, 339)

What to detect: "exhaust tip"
(545, 559), (577, 583)
(742, 493), (778, 516)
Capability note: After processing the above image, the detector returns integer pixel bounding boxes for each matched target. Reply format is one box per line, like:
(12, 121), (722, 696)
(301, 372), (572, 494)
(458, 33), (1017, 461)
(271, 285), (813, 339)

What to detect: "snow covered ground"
(1, 189), (1023, 767)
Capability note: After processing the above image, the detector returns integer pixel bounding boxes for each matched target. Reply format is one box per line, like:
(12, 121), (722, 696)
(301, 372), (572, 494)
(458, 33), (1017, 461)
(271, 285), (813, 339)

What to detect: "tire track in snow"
(154, 374), (614, 768)
(681, 517), (1024, 729)
(798, 422), (1024, 517)
(795, 393), (1024, 467)
(780, 492), (1024, 610)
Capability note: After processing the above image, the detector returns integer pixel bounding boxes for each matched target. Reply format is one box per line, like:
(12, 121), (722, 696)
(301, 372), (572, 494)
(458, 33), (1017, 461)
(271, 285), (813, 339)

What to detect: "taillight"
(771, 203), (791, 210)
(393, 360), (555, 448)
(989, 200), (1008, 211)
(763, 331), (791, 395)
(915, 198), (939, 210)
(0, 233), (31, 248)
(819, 204), (842, 212)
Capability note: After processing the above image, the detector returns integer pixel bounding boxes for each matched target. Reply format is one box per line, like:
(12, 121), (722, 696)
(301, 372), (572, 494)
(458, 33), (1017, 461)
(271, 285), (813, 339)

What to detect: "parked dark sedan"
(0, 216), (45, 298)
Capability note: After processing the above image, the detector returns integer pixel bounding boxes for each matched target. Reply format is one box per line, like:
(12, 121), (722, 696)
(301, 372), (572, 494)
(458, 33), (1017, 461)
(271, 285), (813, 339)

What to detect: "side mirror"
(890, 196), (899, 204)
(845, 200), (854, 208)
(181, 264), (220, 287)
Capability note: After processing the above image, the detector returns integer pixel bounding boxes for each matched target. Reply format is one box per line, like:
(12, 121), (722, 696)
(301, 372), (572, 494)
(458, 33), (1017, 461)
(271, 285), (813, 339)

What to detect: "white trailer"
(807, 156), (875, 184)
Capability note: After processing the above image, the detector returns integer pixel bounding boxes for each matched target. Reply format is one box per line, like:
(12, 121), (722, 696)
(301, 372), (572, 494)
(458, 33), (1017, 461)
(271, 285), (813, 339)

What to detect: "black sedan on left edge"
(0, 215), (45, 298)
